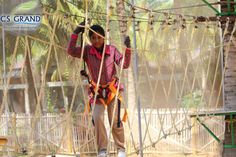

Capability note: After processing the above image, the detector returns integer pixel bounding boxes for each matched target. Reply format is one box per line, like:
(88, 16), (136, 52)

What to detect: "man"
(67, 23), (131, 157)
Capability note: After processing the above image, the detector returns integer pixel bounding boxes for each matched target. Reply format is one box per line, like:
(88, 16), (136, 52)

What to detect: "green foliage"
(11, 0), (39, 15)
(46, 88), (54, 113)
(181, 90), (205, 108)
(50, 69), (69, 81)
(134, 1), (173, 62)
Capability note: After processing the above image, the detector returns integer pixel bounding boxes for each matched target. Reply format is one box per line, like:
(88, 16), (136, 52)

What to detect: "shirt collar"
(90, 45), (110, 59)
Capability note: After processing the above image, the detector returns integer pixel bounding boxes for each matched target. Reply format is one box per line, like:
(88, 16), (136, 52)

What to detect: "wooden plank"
(0, 84), (27, 90)
(0, 137), (7, 145)
(0, 81), (87, 90)
(190, 110), (236, 117)
(46, 153), (80, 157)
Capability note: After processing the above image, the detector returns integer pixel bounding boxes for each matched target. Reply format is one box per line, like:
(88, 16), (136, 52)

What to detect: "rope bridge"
(0, 0), (235, 156)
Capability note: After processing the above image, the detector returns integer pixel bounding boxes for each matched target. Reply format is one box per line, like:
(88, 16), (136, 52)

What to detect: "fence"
(0, 108), (225, 156)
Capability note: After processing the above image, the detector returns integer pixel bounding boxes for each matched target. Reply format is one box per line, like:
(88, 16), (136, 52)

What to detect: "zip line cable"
(0, 0), (229, 155)
(41, 2), (223, 26)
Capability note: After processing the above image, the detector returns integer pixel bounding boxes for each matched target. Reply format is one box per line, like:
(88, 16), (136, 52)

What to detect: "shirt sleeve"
(67, 34), (87, 59)
(114, 47), (132, 69)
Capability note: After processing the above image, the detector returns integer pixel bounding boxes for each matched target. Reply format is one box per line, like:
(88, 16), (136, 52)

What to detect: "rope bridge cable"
(106, 0), (142, 154)
(41, 2), (225, 27)
(27, 25), (229, 154)
(127, 13), (183, 150)
(26, 17), (62, 153)
(138, 21), (175, 140)
(122, 13), (226, 156)
(137, 14), (159, 145)
(176, 21), (206, 131)
(123, 0), (215, 18)
(26, 3), (105, 154)
(178, 20), (222, 134)
(3, 14), (71, 155)
(204, 26), (223, 115)
(134, 13), (190, 145)
(26, 17), (224, 57)
(181, 20), (223, 128)
(17, 10), (201, 155)
(174, 22), (209, 132)
(214, 20), (236, 109)
(197, 19), (229, 111)
(142, 25), (184, 144)
(0, 19), (230, 156)
(0, 37), (23, 151)
(76, 6), (99, 157)
(53, 0), (98, 154)
(0, 37), (20, 118)
(58, 0), (104, 155)
(119, 20), (228, 155)
(132, 21), (235, 155)
(0, 0), (231, 156)
(161, 26), (186, 134)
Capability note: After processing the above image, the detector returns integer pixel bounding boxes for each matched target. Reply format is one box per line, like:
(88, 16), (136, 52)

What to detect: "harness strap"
(84, 78), (128, 127)
(117, 99), (121, 127)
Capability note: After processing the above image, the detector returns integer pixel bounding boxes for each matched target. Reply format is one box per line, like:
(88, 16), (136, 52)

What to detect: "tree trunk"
(25, 38), (38, 113)
(221, 1), (236, 110)
(116, 0), (127, 39)
(116, 0), (136, 113)
(116, 1), (137, 151)
(220, 1), (236, 156)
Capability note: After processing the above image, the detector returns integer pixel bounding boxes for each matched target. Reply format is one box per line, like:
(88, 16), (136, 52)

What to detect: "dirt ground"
(0, 153), (221, 157)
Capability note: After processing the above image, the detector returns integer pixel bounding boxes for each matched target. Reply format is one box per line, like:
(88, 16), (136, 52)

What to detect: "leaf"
(51, 70), (59, 81)
(92, 0), (99, 10)
(11, 0), (39, 15)
(67, 2), (83, 21)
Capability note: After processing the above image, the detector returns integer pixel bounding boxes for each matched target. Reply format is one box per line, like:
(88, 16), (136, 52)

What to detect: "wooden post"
(12, 113), (18, 153)
(0, 137), (7, 145)
(66, 114), (73, 153)
(0, 136), (8, 155)
(24, 85), (30, 114)
(191, 116), (197, 154)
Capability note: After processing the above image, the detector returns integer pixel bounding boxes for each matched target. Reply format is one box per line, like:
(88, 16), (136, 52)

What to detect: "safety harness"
(81, 70), (128, 127)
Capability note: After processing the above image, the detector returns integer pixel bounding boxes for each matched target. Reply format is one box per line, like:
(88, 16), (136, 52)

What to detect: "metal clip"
(102, 89), (107, 99)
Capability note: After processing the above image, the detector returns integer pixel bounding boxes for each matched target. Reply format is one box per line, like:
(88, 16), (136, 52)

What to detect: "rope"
(0, 37), (20, 118)
(123, 0), (207, 18)
(42, 1), (225, 26)
(175, 22), (207, 133)
(198, 19), (229, 111)
(131, 20), (234, 154)
(215, 20), (236, 109)
(33, 11), (223, 55)
(27, 16), (60, 151)
(0, 38), (23, 151)
(138, 14), (157, 145)
(177, 21), (202, 132)
(78, 1), (98, 154)
(101, 0), (134, 154)
(0, 1), (232, 155)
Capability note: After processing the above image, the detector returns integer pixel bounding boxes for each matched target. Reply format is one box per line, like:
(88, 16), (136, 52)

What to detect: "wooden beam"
(0, 137), (7, 145)
(0, 81), (87, 90)
(46, 154), (80, 157)
(190, 110), (236, 117)
(196, 16), (236, 22)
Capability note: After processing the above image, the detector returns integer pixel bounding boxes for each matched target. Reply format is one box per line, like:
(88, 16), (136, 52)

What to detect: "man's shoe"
(118, 150), (126, 157)
(97, 150), (107, 157)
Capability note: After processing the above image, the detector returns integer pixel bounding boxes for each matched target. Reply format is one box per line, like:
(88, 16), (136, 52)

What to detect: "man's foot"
(97, 150), (107, 157)
(118, 150), (126, 157)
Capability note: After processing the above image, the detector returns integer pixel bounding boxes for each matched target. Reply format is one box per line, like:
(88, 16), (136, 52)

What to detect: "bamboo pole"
(131, 0), (143, 156)
(0, 137), (7, 145)
(66, 114), (73, 153)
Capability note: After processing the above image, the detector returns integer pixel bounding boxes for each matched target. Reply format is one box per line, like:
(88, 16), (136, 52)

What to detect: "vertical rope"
(27, 16), (59, 151)
(0, 37), (19, 117)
